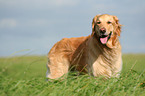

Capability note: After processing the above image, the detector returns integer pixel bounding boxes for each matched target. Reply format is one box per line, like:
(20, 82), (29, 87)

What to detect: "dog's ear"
(91, 15), (100, 36)
(106, 16), (122, 48)
(113, 16), (122, 36)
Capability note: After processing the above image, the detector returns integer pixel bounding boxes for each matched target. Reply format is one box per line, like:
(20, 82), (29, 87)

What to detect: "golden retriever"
(46, 14), (122, 79)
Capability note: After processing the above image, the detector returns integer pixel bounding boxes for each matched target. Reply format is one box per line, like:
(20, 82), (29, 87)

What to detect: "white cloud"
(25, 19), (49, 27)
(0, 0), (79, 9)
(0, 19), (17, 28)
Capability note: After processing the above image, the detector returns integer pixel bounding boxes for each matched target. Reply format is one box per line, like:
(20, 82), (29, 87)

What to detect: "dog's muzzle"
(99, 31), (112, 44)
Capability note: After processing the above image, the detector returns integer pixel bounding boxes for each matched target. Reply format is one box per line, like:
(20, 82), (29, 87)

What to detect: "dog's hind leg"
(46, 56), (69, 79)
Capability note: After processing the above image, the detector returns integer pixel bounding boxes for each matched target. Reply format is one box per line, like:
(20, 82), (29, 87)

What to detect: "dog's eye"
(97, 21), (101, 24)
(107, 21), (112, 24)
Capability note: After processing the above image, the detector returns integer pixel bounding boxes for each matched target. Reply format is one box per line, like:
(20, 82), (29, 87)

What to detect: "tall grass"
(0, 54), (145, 96)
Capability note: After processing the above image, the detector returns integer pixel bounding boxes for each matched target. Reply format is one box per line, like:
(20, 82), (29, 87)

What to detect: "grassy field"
(0, 54), (145, 96)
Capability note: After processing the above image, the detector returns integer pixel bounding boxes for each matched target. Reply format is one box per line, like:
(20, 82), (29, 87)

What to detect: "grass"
(0, 54), (145, 96)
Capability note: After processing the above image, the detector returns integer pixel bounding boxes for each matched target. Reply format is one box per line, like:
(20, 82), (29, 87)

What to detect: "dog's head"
(92, 14), (121, 48)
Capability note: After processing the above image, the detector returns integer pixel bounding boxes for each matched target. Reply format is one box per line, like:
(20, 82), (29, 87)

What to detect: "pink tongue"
(100, 37), (108, 44)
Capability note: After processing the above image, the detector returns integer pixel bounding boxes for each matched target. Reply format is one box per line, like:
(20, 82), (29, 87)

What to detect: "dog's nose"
(100, 28), (106, 33)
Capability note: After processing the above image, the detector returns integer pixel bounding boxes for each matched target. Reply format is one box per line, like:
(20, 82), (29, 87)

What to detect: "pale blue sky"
(0, 0), (145, 56)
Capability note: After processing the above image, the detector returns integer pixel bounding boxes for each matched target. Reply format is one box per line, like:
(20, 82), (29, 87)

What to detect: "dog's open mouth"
(99, 32), (112, 44)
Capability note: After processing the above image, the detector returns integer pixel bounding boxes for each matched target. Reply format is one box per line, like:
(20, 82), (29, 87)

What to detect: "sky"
(0, 0), (145, 56)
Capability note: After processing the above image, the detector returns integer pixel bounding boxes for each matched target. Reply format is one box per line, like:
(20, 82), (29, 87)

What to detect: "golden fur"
(46, 14), (122, 79)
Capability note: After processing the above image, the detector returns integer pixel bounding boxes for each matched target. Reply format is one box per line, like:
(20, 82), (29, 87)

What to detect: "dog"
(46, 14), (122, 79)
